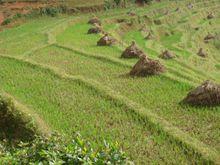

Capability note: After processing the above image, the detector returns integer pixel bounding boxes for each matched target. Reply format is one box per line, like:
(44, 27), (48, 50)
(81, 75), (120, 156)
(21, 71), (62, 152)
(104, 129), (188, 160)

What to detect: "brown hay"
(159, 50), (175, 59)
(130, 55), (165, 76)
(183, 80), (220, 106)
(197, 48), (207, 58)
(97, 34), (116, 46)
(88, 17), (101, 26)
(121, 41), (145, 58)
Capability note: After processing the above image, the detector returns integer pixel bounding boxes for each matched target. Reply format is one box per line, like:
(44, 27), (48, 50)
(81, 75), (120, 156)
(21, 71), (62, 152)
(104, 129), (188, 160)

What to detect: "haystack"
(127, 11), (136, 16)
(159, 50), (175, 59)
(207, 13), (214, 19)
(117, 18), (126, 23)
(187, 3), (193, 9)
(88, 16), (101, 26)
(175, 8), (180, 12)
(88, 25), (102, 34)
(194, 27), (199, 31)
(97, 34), (116, 46)
(204, 34), (215, 43)
(182, 80), (220, 106)
(145, 32), (154, 40)
(121, 41), (145, 58)
(154, 19), (162, 25)
(197, 48), (207, 58)
(130, 55), (165, 76)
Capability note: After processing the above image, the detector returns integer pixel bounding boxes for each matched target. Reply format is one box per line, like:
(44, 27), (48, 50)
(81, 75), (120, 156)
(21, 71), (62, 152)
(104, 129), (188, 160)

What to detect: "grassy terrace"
(0, 0), (219, 164)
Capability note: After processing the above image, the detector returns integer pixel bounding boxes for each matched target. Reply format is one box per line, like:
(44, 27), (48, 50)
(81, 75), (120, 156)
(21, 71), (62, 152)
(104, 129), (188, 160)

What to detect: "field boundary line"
(0, 54), (219, 164)
(55, 44), (199, 86)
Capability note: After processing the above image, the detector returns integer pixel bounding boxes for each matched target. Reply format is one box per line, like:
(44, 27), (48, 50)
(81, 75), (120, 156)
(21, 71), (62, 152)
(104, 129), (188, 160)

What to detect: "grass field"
(0, 0), (219, 164)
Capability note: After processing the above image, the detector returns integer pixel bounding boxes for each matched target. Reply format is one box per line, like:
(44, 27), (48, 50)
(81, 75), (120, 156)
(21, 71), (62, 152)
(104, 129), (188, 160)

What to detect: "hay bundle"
(154, 19), (162, 25)
(88, 26), (102, 34)
(197, 48), (207, 58)
(97, 34), (116, 46)
(207, 13), (214, 19)
(187, 3), (193, 9)
(88, 17), (101, 26)
(159, 50), (175, 59)
(145, 32), (154, 40)
(183, 80), (220, 106)
(204, 34), (215, 43)
(130, 55), (165, 76)
(121, 41), (145, 58)
(127, 11), (136, 16)
(117, 18), (126, 23)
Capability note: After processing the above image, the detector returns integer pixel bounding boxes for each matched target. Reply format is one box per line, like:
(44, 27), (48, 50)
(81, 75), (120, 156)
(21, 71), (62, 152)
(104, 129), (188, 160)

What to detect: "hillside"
(0, 0), (219, 164)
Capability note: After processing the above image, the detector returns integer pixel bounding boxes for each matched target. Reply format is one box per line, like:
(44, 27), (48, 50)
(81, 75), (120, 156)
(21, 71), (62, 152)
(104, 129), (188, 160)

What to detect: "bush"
(1, 18), (12, 26)
(0, 133), (131, 164)
(0, 94), (36, 142)
(40, 7), (61, 17)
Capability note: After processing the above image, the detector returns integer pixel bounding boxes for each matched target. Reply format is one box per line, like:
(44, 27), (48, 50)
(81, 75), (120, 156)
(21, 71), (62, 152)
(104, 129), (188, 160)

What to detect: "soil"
(0, 12), (4, 25)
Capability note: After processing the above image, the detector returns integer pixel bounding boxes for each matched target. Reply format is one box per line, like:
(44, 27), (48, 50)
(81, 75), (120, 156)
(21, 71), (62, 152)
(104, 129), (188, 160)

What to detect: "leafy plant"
(1, 18), (12, 26)
(0, 133), (131, 164)
(0, 95), (35, 142)
(40, 7), (61, 17)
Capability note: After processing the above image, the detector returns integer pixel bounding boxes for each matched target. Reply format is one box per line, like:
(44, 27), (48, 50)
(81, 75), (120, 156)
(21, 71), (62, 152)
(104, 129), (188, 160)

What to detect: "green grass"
(0, 0), (220, 163)
(28, 44), (220, 153)
(0, 56), (197, 164)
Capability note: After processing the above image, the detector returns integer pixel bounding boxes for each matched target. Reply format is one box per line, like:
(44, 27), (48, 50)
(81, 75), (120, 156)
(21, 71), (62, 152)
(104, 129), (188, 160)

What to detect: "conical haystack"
(121, 41), (145, 58)
(88, 16), (101, 26)
(97, 34), (116, 46)
(204, 34), (215, 43)
(175, 8), (180, 12)
(145, 32), (154, 40)
(187, 3), (193, 9)
(130, 55), (165, 76)
(154, 19), (162, 25)
(182, 80), (220, 106)
(197, 48), (207, 58)
(88, 26), (102, 34)
(159, 50), (175, 59)
(207, 13), (214, 19)
(127, 11), (136, 16)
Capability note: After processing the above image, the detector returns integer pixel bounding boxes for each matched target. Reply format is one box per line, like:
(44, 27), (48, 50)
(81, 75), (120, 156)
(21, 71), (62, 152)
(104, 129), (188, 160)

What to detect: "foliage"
(0, 0), (220, 163)
(40, 7), (62, 17)
(0, 133), (131, 164)
(1, 18), (12, 26)
(0, 95), (36, 142)
(1, 13), (22, 26)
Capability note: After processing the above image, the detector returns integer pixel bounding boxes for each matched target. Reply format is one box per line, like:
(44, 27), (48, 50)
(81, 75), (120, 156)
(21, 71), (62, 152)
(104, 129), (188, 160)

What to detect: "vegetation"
(0, 0), (219, 164)
(0, 94), (36, 142)
(0, 133), (129, 164)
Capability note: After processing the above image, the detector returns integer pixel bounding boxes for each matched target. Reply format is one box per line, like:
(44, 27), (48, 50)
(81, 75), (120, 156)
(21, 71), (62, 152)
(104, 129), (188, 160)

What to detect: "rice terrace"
(0, 0), (220, 164)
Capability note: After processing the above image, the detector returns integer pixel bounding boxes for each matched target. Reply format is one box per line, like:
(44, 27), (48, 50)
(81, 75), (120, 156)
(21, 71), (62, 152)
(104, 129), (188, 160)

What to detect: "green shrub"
(13, 13), (22, 19)
(40, 7), (61, 17)
(0, 133), (131, 164)
(1, 18), (12, 26)
(0, 94), (36, 142)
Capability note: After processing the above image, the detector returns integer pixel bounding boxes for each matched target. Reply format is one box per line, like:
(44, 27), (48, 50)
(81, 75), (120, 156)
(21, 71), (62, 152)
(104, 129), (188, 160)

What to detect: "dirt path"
(0, 12), (4, 25)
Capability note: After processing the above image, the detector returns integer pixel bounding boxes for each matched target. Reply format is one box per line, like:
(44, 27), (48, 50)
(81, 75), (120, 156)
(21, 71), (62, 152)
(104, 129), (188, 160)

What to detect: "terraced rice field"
(0, 0), (219, 164)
